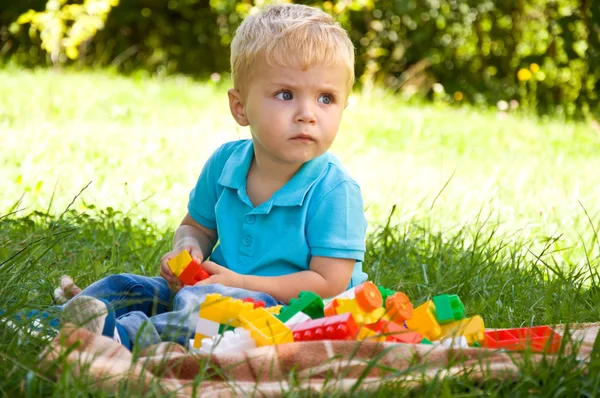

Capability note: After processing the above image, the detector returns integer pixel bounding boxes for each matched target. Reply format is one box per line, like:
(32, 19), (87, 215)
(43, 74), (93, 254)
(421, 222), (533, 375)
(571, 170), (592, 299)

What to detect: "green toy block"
(432, 294), (465, 324)
(377, 286), (396, 303)
(277, 291), (324, 322)
(473, 342), (481, 348)
(218, 324), (235, 334)
(420, 338), (433, 345)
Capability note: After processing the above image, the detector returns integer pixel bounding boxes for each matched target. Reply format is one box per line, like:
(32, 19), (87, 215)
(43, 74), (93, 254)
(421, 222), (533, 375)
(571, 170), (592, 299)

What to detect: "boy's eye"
(275, 91), (293, 100)
(318, 94), (334, 105)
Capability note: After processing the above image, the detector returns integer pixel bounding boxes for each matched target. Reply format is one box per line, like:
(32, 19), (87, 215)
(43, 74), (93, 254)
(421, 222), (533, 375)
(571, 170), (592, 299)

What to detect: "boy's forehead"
(253, 57), (348, 82)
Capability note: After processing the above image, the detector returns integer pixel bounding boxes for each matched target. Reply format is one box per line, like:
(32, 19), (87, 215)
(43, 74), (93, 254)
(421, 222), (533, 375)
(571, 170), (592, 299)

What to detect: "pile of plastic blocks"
(189, 281), (561, 355)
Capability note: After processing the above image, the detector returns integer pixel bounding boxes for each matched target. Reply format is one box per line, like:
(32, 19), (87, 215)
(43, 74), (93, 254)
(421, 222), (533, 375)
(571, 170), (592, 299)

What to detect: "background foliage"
(1, 0), (599, 118)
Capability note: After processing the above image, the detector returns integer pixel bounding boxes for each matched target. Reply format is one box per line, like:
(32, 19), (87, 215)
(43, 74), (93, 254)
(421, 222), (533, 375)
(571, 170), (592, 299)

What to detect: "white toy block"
(199, 327), (257, 355)
(195, 317), (220, 336)
(438, 336), (469, 349)
(283, 311), (311, 327)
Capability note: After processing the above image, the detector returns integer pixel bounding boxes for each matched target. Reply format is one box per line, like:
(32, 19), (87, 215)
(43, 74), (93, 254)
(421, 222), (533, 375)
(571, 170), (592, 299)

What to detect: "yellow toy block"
(199, 293), (254, 327)
(439, 315), (485, 345)
(167, 250), (193, 277)
(405, 301), (442, 340)
(239, 307), (293, 346)
(334, 298), (387, 326)
(357, 326), (386, 342)
(265, 305), (282, 315)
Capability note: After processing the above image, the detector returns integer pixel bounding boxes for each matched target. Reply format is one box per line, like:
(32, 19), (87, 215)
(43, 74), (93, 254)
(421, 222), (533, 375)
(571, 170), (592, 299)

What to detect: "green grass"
(2, 67), (600, 395)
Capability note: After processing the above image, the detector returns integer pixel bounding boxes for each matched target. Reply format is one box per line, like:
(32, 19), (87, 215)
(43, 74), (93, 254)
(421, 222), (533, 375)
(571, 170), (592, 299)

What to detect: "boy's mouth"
(291, 133), (315, 142)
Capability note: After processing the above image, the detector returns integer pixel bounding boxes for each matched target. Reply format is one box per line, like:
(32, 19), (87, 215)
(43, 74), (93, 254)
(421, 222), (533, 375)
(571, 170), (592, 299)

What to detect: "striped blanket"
(39, 323), (599, 397)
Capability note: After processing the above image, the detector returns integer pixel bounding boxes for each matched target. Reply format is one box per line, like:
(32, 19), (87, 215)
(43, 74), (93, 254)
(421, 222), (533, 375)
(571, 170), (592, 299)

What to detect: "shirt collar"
(217, 139), (330, 208)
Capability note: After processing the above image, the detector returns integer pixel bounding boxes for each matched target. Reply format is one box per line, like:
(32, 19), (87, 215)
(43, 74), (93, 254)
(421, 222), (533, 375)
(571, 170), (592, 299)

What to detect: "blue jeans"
(58, 273), (279, 349)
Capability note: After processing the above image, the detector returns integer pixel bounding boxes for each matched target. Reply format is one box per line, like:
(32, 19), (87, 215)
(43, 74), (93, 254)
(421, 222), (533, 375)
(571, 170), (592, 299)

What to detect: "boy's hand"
(160, 245), (204, 292)
(194, 261), (245, 289)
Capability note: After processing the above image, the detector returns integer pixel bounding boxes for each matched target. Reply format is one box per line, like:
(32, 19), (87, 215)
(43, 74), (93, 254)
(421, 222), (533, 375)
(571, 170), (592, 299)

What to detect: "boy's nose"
(294, 100), (317, 124)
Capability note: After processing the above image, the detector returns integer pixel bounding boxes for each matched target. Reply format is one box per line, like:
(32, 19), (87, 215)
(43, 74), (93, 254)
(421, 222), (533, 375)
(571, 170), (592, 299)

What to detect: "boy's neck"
(245, 152), (305, 207)
(251, 154), (302, 185)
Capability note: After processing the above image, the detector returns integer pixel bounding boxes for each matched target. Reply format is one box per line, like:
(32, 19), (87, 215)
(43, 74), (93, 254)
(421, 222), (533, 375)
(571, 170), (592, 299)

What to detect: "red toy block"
(291, 313), (359, 341)
(242, 297), (266, 308)
(483, 326), (561, 354)
(178, 259), (210, 285)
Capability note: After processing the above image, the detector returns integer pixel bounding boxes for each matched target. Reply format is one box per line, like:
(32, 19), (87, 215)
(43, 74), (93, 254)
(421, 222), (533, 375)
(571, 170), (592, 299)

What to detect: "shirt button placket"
(240, 213), (256, 257)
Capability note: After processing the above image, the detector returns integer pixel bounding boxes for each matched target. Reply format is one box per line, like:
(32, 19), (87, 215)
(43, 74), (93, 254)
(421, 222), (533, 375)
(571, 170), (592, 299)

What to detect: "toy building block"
(437, 336), (469, 349)
(167, 250), (210, 285)
(439, 315), (485, 345)
(292, 313), (359, 342)
(242, 297), (266, 308)
(199, 327), (257, 355)
(334, 298), (387, 326)
(406, 301), (443, 341)
(357, 326), (386, 342)
(355, 281), (383, 312)
(377, 286), (396, 303)
(420, 338), (433, 345)
(324, 298), (340, 317)
(277, 291), (324, 322)
(199, 293), (254, 327)
(192, 317), (220, 349)
(265, 305), (282, 315)
(239, 307), (293, 346)
(366, 319), (423, 344)
(432, 294), (465, 324)
(483, 326), (561, 354)
(385, 292), (413, 324)
(283, 311), (311, 327)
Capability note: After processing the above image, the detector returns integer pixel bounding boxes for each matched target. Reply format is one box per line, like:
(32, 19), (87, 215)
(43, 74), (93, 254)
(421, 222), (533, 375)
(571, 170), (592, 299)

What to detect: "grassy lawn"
(2, 67), (600, 395)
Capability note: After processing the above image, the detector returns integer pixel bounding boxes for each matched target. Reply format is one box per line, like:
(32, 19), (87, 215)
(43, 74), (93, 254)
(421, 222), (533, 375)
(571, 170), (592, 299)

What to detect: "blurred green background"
(1, 0), (599, 118)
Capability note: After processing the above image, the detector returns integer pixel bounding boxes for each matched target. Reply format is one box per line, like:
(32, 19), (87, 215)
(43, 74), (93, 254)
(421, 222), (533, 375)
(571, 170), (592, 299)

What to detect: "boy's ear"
(228, 89), (249, 126)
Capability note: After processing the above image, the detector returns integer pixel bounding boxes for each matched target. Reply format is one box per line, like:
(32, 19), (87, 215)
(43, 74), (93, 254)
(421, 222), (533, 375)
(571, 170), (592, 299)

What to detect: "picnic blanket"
(39, 323), (599, 397)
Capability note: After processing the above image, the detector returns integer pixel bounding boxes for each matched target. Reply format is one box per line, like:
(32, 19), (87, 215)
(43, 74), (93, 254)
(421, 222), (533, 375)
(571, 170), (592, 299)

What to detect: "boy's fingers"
(190, 248), (203, 262)
(194, 276), (214, 286)
(200, 261), (220, 274)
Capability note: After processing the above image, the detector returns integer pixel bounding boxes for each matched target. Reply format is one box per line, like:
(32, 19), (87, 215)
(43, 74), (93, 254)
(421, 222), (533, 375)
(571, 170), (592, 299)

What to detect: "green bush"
(1, 0), (599, 118)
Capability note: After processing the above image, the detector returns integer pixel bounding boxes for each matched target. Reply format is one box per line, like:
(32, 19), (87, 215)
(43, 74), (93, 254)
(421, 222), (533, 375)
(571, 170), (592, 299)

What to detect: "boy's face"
(231, 58), (349, 166)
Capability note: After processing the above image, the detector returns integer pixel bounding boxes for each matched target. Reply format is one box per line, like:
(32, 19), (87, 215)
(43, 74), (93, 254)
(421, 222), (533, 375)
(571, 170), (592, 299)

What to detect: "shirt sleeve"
(306, 181), (367, 261)
(187, 148), (223, 230)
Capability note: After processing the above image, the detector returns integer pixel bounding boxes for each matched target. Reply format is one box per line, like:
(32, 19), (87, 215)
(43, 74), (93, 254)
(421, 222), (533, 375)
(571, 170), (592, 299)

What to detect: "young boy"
(56, 3), (368, 350)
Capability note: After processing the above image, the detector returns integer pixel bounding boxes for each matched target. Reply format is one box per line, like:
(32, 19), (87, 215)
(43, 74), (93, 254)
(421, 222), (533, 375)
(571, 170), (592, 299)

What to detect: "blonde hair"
(230, 4), (355, 96)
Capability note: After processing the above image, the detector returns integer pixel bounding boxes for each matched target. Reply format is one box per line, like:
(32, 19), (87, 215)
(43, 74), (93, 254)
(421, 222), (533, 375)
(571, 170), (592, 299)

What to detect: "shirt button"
(243, 236), (252, 246)
(245, 215), (256, 224)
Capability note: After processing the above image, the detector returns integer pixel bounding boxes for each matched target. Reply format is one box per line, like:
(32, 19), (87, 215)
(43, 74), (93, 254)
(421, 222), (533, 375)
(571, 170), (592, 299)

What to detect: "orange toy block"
(439, 315), (485, 345)
(324, 298), (341, 317)
(405, 301), (442, 341)
(355, 281), (383, 312)
(385, 292), (413, 323)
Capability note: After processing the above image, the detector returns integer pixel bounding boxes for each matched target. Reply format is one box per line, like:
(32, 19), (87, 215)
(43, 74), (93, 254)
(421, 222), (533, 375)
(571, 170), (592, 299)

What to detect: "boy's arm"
(174, 213), (218, 258)
(200, 256), (354, 303)
(245, 256), (355, 302)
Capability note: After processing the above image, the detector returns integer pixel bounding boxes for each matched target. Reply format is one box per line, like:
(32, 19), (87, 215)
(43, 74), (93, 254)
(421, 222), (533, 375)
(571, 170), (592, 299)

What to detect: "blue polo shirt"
(188, 139), (368, 288)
